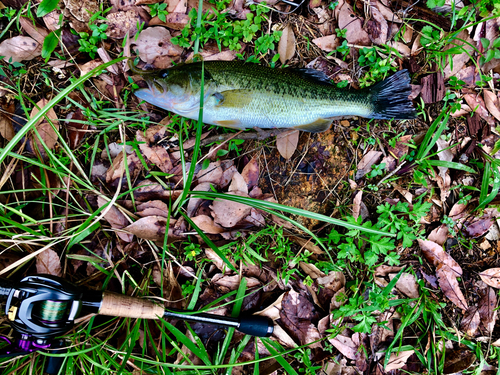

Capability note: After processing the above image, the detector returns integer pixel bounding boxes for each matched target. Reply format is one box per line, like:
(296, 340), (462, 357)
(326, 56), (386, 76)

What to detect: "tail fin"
(369, 69), (416, 120)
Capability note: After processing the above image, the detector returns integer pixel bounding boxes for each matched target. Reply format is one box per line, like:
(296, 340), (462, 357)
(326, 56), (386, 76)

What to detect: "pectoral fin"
(213, 119), (243, 129)
(295, 118), (333, 133)
(213, 90), (253, 108)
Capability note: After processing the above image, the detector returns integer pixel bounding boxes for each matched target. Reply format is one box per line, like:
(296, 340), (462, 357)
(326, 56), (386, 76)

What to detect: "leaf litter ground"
(1, 0), (500, 374)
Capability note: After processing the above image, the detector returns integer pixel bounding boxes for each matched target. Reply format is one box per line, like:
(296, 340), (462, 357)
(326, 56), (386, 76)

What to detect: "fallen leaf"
(329, 334), (358, 360)
(241, 155), (259, 190)
(0, 100), (15, 141)
(443, 349), (476, 374)
(137, 130), (173, 173)
(228, 171), (248, 194)
(390, 272), (419, 299)
(187, 182), (213, 217)
(436, 264), (468, 311)
(463, 217), (493, 238)
(484, 90), (500, 121)
(29, 98), (60, 159)
(211, 191), (252, 228)
(280, 290), (322, 348)
(213, 275), (260, 290)
(461, 307), (480, 336)
(0, 36), (41, 63)
(365, 2), (388, 45)
(278, 24), (295, 64)
(428, 224), (449, 246)
(106, 10), (144, 39)
(36, 249), (62, 276)
(98, 196), (133, 242)
(276, 129), (299, 160)
(136, 200), (171, 219)
(205, 247), (236, 271)
(355, 151), (383, 180)
(352, 191), (362, 220)
(418, 239), (462, 275)
(191, 215), (224, 234)
(480, 268), (500, 289)
(197, 160), (223, 185)
(133, 180), (183, 201)
(299, 262), (326, 279)
(106, 152), (143, 188)
(478, 287), (497, 334)
(374, 265), (403, 276)
(463, 93), (495, 126)
(312, 35), (340, 52)
(124, 215), (180, 242)
(19, 17), (49, 44)
(132, 27), (183, 69)
(385, 350), (414, 371)
(335, 0), (371, 46)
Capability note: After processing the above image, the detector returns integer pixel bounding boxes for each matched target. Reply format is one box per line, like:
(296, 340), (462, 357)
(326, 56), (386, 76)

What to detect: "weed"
(148, 2), (168, 22)
(0, 6), (16, 20)
(357, 46), (398, 88)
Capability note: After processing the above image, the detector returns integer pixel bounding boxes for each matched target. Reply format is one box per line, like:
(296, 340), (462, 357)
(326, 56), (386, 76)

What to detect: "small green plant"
(171, 3), (279, 54)
(183, 242), (202, 261)
(0, 6), (16, 20)
(78, 23), (108, 58)
(357, 47), (397, 88)
(148, 2), (168, 22)
(368, 163), (386, 178)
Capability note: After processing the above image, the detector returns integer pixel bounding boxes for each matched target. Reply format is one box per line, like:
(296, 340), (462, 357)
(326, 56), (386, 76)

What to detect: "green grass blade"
(425, 160), (475, 173)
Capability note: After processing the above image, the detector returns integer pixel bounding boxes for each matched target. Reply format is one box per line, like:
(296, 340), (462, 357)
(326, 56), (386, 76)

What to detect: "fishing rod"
(0, 275), (274, 373)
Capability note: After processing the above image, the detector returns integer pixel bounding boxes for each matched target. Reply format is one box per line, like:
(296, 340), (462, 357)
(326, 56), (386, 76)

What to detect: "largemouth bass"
(133, 61), (416, 133)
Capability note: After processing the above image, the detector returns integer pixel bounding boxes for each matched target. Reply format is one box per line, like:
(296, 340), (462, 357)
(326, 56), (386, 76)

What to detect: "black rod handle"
(164, 309), (274, 337)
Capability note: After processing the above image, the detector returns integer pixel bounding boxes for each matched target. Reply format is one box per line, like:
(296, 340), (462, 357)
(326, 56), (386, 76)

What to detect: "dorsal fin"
(287, 68), (333, 85)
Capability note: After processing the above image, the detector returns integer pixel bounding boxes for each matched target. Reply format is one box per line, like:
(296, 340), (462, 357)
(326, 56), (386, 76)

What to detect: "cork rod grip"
(99, 291), (165, 319)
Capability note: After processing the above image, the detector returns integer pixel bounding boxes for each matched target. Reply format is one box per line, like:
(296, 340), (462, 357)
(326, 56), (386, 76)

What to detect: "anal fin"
(295, 118), (333, 133)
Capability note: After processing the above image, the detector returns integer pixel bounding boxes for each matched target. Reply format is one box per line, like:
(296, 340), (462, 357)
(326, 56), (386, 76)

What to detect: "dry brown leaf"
(19, 17), (49, 44)
(478, 287), (497, 334)
(98, 196), (133, 242)
(213, 275), (260, 290)
(352, 190), (362, 220)
(197, 160), (223, 185)
(191, 215), (224, 234)
(106, 10), (144, 39)
(428, 224), (449, 246)
(106, 152), (143, 187)
(374, 265), (403, 276)
(390, 272), (419, 299)
(366, 2), (388, 45)
(0, 103), (15, 141)
(29, 98), (60, 158)
(205, 247), (236, 271)
(299, 262), (326, 279)
(312, 35), (340, 52)
(211, 191), (251, 228)
(228, 171), (248, 194)
(137, 130), (173, 173)
(124, 215), (178, 242)
(64, 0), (99, 23)
(280, 290), (322, 348)
(0, 36), (41, 63)
(385, 350), (414, 371)
(480, 268), (500, 289)
(136, 200), (171, 219)
(461, 307), (480, 336)
(463, 93), (495, 126)
(276, 129), (299, 160)
(443, 349), (476, 374)
(291, 236), (324, 255)
(255, 293), (283, 321)
(36, 249), (62, 276)
(484, 90), (500, 121)
(132, 27), (183, 68)
(335, 0), (371, 46)
(278, 24), (295, 64)
(241, 155), (259, 190)
(418, 239), (462, 275)
(436, 264), (468, 311)
(355, 151), (383, 180)
(187, 182), (213, 217)
(329, 335), (358, 360)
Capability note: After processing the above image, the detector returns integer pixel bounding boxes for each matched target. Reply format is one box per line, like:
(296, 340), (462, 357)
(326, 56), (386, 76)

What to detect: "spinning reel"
(0, 275), (274, 374)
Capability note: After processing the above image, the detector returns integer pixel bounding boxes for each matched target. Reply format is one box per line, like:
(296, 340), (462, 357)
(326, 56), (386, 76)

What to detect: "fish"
(132, 60), (416, 133)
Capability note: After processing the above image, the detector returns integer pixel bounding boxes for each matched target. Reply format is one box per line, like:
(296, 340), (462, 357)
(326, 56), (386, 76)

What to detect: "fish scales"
(133, 60), (416, 133)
